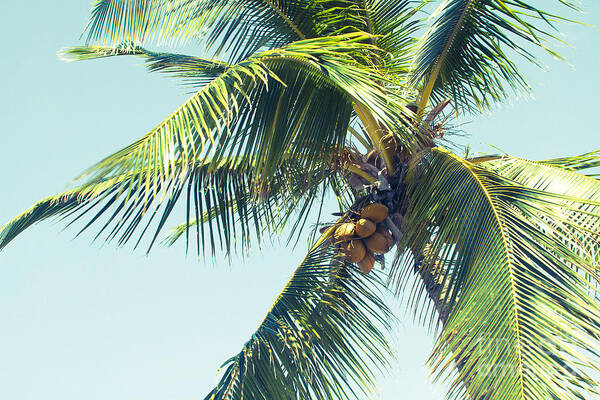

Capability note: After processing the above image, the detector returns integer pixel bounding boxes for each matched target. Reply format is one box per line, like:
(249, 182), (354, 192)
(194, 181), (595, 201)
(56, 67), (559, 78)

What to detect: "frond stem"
(345, 164), (377, 184)
(353, 103), (396, 173)
(416, 0), (474, 116)
(361, 0), (377, 45)
(348, 126), (372, 150)
(451, 151), (527, 399)
(466, 155), (505, 164)
(262, 0), (306, 39)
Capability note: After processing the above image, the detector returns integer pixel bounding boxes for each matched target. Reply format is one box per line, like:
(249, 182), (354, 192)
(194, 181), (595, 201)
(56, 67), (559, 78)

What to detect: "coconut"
(355, 218), (376, 238)
(365, 232), (390, 254)
(334, 223), (355, 242)
(357, 252), (375, 274)
(342, 239), (366, 263)
(360, 203), (388, 223)
(375, 225), (394, 248)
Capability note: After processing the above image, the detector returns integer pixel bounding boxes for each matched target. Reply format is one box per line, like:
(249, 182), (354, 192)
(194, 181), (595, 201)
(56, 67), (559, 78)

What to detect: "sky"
(0, 2), (599, 400)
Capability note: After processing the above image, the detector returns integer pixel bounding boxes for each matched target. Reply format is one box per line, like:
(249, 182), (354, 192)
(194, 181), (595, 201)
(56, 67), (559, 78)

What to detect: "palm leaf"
(411, 0), (579, 113)
(483, 154), (600, 271)
(78, 34), (406, 189)
(84, 0), (207, 46)
(365, 0), (423, 74)
(187, 0), (320, 61)
(2, 34), (406, 255)
(61, 42), (229, 87)
(483, 153), (600, 217)
(0, 156), (330, 255)
(536, 150), (600, 176)
(204, 238), (394, 399)
(83, 0), (320, 61)
(395, 147), (600, 400)
(163, 157), (342, 256)
(0, 173), (130, 252)
(82, 0), (426, 66)
(164, 170), (352, 251)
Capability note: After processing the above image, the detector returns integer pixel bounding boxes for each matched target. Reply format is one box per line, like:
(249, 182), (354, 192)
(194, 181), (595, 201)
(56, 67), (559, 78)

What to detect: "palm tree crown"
(2, 1), (600, 399)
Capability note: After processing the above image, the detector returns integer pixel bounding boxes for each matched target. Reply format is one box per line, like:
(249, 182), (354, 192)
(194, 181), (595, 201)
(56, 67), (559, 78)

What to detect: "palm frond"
(484, 153), (600, 221)
(162, 158), (341, 255)
(411, 0), (579, 113)
(0, 155), (331, 256)
(204, 239), (394, 399)
(84, 0), (205, 46)
(61, 42), (229, 87)
(0, 174), (128, 252)
(83, 0), (322, 61)
(394, 147), (600, 400)
(482, 154), (600, 272)
(82, 0), (427, 66)
(77, 34), (408, 197)
(2, 34), (407, 256)
(302, 1), (422, 77)
(164, 170), (351, 251)
(187, 0), (321, 62)
(480, 152), (600, 189)
(366, 0), (423, 74)
(536, 150), (600, 176)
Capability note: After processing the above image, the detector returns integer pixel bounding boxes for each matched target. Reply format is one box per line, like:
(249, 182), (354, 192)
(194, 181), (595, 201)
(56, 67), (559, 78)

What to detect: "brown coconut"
(341, 239), (366, 263)
(357, 252), (375, 274)
(334, 223), (355, 242)
(355, 218), (376, 238)
(375, 225), (394, 248)
(360, 203), (388, 223)
(365, 232), (390, 254)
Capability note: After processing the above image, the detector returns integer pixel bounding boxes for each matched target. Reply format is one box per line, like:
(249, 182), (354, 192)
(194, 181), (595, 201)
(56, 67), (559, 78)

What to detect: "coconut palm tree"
(2, 1), (600, 399)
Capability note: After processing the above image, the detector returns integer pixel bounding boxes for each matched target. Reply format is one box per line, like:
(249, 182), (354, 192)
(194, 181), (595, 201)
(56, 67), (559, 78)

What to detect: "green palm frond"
(84, 0), (321, 61)
(83, 0), (425, 66)
(536, 150), (600, 176)
(302, 1), (422, 77)
(61, 42), (229, 87)
(1, 34), (407, 255)
(204, 239), (394, 399)
(482, 155), (600, 271)
(0, 155), (330, 255)
(84, 0), (205, 46)
(365, 0), (423, 73)
(77, 34), (408, 194)
(0, 173), (130, 252)
(188, 0), (320, 61)
(394, 147), (600, 400)
(162, 158), (341, 256)
(164, 170), (352, 251)
(309, 0), (382, 37)
(411, 0), (579, 113)
(483, 153), (600, 215)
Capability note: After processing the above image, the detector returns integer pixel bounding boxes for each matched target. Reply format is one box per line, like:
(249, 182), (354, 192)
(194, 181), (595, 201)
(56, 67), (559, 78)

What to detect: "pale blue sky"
(0, 2), (599, 400)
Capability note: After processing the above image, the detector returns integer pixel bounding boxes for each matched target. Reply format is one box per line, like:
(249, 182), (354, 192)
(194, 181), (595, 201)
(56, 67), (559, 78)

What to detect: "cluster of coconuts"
(334, 203), (394, 274)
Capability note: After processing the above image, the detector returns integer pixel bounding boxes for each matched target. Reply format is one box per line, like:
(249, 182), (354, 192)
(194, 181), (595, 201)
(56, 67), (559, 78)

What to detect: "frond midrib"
(488, 156), (600, 188)
(447, 149), (526, 399)
(360, 0), (376, 44)
(262, 0), (306, 40)
(417, 0), (474, 114)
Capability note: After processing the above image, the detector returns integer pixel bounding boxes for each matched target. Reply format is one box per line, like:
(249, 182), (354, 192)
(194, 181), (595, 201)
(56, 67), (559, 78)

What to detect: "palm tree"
(2, 1), (600, 399)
